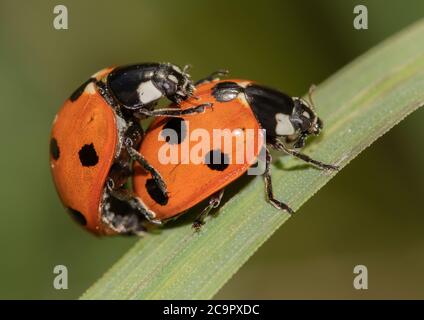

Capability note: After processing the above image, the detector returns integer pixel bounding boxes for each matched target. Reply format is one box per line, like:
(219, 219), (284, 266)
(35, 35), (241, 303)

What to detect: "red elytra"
(133, 79), (265, 221)
(50, 63), (213, 235)
(51, 68), (336, 234)
(50, 68), (119, 234)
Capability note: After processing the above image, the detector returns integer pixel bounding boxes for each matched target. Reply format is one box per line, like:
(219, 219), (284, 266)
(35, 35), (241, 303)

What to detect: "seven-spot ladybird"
(132, 77), (339, 229)
(49, 63), (212, 235)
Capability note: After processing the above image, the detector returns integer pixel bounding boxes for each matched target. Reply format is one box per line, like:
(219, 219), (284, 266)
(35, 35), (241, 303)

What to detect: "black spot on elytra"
(78, 143), (99, 167)
(50, 138), (60, 160)
(205, 149), (230, 171)
(145, 178), (168, 205)
(70, 78), (94, 102)
(161, 118), (187, 144)
(67, 208), (87, 226)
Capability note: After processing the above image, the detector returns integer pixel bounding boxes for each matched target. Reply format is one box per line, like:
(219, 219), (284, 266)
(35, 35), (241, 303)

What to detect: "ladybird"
(132, 76), (339, 229)
(49, 63), (212, 235)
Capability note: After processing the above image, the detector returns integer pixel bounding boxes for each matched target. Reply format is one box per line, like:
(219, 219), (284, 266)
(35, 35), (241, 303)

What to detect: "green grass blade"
(81, 20), (424, 300)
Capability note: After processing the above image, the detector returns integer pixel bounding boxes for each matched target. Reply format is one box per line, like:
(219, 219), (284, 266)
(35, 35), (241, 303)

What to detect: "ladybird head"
(156, 63), (195, 104)
(291, 97), (321, 133)
(284, 96), (322, 149)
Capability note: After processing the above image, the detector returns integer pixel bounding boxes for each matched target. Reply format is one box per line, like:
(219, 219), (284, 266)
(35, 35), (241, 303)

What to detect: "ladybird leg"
(106, 183), (162, 225)
(264, 148), (294, 213)
(192, 189), (225, 231)
(106, 163), (133, 190)
(135, 103), (213, 118)
(195, 69), (229, 86)
(106, 179), (131, 201)
(124, 138), (169, 198)
(273, 140), (339, 171)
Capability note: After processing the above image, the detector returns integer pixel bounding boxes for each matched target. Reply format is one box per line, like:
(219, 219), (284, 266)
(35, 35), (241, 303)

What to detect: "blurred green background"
(0, 0), (423, 299)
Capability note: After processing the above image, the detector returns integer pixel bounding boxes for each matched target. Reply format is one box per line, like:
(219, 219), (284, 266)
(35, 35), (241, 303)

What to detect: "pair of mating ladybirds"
(50, 62), (338, 236)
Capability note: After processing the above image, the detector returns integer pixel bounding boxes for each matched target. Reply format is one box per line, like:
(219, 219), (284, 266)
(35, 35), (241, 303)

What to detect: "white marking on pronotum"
(137, 80), (163, 104)
(53, 114), (58, 124)
(84, 82), (96, 94)
(275, 113), (295, 135)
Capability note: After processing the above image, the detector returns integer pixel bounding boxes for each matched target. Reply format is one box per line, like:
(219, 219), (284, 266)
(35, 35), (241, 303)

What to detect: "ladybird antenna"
(183, 64), (192, 74)
(307, 84), (322, 133)
(307, 84), (317, 111)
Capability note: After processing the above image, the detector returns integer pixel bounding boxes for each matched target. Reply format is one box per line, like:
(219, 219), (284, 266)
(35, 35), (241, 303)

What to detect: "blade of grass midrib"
(326, 53), (424, 130)
(81, 19), (424, 300)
